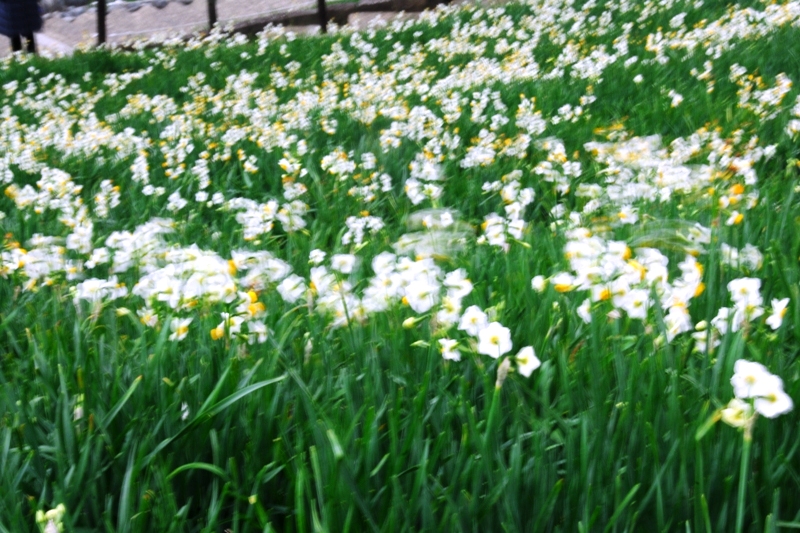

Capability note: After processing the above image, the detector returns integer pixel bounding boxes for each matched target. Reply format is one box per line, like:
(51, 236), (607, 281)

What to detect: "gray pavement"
(1, 0), (317, 57)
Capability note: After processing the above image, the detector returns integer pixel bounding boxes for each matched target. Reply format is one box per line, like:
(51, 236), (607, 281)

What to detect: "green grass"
(1, 0), (800, 531)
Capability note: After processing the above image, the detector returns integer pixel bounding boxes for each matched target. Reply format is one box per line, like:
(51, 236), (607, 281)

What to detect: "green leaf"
(117, 445), (137, 533)
(369, 454), (390, 478)
(604, 484), (640, 533)
(101, 375), (143, 427)
(204, 376), (286, 418)
(695, 410), (721, 442)
(143, 373), (285, 466)
(167, 462), (229, 482)
(0, 307), (21, 336)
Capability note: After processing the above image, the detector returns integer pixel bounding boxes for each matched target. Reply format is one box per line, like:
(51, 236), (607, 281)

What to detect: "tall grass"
(1, 0), (800, 531)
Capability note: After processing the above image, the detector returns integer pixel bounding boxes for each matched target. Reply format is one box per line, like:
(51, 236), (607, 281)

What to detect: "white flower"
(137, 307), (159, 328)
(371, 252), (396, 275)
(754, 379), (794, 418)
(577, 298), (592, 324)
(167, 191), (188, 212)
(458, 305), (488, 336)
(720, 398), (754, 428)
(515, 346), (541, 377)
(216, 312), (244, 335)
(664, 305), (692, 342)
(531, 275), (547, 292)
(439, 338), (461, 361)
(616, 205), (638, 224)
(730, 360), (794, 419)
(444, 269), (472, 299)
(403, 278), (440, 314)
(726, 210), (743, 226)
(551, 272), (576, 293)
(765, 298), (789, 330)
(277, 274), (306, 303)
(477, 322), (513, 359)
(169, 317), (193, 342)
(74, 276), (128, 304)
(436, 296), (462, 327)
(309, 249), (326, 265)
(731, 359), (772, 399)
(618, 289), (651, 320)
(248, 321), (269, 344)
(728, 278), (762, 308)
(668, 90), (683, 107)
(331, 254), (357, 274)
(711, 307), (731, 335)
(85, 247), (110, 269)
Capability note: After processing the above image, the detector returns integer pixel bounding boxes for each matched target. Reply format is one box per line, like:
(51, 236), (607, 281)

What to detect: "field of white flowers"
(1, 0), (800, 531)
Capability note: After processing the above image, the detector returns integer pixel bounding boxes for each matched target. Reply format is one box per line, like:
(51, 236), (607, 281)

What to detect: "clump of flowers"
(710, 278), (790, 336)
(718, 360), (793, 533)
(697, 360), (794, 533)
(722, 359), (793, 433)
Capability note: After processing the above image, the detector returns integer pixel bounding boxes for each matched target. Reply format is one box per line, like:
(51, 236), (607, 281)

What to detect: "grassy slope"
(0, 0), (799, 531)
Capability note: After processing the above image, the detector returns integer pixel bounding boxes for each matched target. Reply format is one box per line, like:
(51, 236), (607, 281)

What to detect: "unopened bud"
(403, 317), (418, 329)
(495, 358), (512, 389)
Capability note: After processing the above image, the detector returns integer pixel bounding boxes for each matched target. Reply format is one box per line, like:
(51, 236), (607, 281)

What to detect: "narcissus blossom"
(766, 298), (790, 330)
(458, 305), (488, 336)
(439, 338), (461, 361)
(515, 346), (541, 377)
(169, 317), (193, 342)
(730, 359), (793, 419)
(477, 322), (512, 359)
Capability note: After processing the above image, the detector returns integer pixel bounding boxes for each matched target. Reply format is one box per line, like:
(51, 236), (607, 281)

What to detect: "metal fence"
(93, 0), (323, 45)
(92, 0), (451, 46)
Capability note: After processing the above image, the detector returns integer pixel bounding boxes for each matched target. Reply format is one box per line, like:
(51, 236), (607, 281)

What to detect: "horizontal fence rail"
(93, 0), (452, 47)
(97, 0), (327, 44)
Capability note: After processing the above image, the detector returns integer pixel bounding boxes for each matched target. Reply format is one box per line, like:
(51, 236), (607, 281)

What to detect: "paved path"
(0, 0), (317, 57)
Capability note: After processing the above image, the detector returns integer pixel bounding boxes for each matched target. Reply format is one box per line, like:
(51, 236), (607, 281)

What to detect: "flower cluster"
(0, 0), (796, 393)
(711, 278), (790, 337)
(721, 360), (793, 430)
(440, 306), (540, 378)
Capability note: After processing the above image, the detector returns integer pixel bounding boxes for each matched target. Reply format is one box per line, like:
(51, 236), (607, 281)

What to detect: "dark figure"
(0, 0), (43, 54)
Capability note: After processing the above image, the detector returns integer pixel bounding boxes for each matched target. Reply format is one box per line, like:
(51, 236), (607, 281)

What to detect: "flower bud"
(495, 358), (512, 389)
(403, 316), (418, 329)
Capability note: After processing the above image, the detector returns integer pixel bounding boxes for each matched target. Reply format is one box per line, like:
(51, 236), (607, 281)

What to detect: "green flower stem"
(735, 428), (753, 533)
(484, 385), (501, 449)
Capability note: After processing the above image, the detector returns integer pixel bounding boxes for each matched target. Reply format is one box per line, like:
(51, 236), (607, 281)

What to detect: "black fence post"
(208, 0), (218, 29)
(97, 0), (107, 45)
(317, 0), (327, 34)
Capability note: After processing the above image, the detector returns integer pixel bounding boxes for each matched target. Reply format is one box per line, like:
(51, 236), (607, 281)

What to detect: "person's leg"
(10, 35), (22, 52)
(24, 32), (35, 54)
